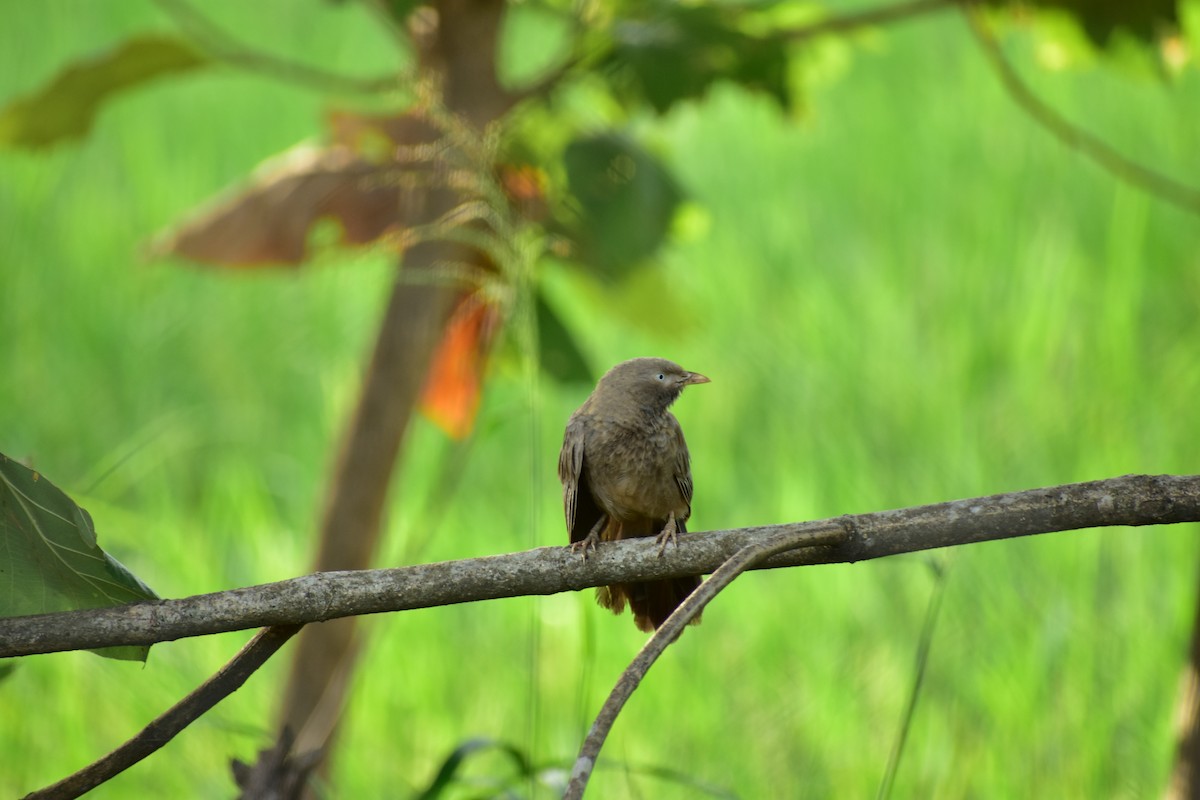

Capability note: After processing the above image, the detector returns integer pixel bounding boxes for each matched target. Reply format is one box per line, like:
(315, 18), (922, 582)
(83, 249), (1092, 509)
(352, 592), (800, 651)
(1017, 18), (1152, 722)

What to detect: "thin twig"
(512, 0), (959, 105)
(2, 474), (1199, 658)
(154, 0), (402, 95)
(965, 5), (1200, 217)
(782, 0), (958, 42)
(23, 624), (303, 800)
(876, 560), (949, 799)
(563, 525), (848, 799)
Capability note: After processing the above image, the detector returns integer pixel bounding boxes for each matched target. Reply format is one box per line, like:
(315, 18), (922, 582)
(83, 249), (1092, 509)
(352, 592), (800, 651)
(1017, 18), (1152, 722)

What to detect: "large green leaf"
(562, 133), (683, 276)
(605, 2), (791, 113)
(536, 286), (594, 385)
(0, 454), (158, 661)
(0, 34), (208, 150)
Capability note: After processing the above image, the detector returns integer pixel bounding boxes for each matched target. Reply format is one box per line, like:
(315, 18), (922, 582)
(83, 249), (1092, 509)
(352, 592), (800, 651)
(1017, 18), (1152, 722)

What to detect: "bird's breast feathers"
(581, 415), (690, 521)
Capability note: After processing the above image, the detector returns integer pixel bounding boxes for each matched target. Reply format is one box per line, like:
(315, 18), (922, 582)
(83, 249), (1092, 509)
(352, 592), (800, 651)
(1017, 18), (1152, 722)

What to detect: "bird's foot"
(570, 532), (600, 559)
(655, 515), (679, 557)
(571, 516), (607, 560)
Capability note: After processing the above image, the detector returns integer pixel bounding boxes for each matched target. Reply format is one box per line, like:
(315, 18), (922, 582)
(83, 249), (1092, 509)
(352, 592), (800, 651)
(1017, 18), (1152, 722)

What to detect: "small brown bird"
(558, 357), (710, 632)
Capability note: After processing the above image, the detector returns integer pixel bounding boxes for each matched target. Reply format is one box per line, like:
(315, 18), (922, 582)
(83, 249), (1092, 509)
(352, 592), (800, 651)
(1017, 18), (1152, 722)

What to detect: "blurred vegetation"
(2, 1), (1200, 798)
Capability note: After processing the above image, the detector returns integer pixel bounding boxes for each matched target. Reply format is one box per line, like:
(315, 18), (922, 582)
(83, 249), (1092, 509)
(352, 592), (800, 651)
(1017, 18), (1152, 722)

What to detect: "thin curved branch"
(23, 624), (302, 800)
(1, 474), (1198, 659)
(154, 0), (404, 96)
(965, 6), (1200, 217)
(782, 0), (958, 42)
(512, 0), (959, 105)
(563, 524), (848, 799)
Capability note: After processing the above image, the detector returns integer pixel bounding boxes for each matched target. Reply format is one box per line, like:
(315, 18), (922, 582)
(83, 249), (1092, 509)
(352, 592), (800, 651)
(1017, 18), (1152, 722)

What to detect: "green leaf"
(0, 34), (208, 150)
(605, 2), (791, 113)
(0, 454), (158, 661)
(562, 133), (683, 276)
(536, 286), (594, 384)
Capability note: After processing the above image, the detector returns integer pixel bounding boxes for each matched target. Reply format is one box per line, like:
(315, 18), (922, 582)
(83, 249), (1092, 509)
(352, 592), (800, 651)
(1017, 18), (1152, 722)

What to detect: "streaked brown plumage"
(558, 357), (709, 632)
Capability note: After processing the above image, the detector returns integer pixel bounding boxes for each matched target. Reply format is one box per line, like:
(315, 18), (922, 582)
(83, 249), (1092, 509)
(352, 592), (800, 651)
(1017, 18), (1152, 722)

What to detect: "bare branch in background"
(782, 0), (958, 42)
(153, 0), (403, 95)
(965, 6), (1200, 218)
(24, 625), (303, 800)
(564, 524), (848, 799)
(2, 474), (1197, 659)
(514, 0), (960, 105)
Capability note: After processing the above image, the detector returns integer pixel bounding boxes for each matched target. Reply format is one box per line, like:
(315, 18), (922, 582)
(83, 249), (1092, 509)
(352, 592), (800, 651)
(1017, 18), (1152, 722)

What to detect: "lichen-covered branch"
(1, 474), (1197, 659)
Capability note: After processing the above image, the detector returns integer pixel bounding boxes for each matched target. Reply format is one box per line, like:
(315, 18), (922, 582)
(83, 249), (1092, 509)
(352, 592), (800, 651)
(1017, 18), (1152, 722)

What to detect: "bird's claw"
(655, 520), (679, 557)
(571, 533), (600, 560)
(572, 516), (608, 560)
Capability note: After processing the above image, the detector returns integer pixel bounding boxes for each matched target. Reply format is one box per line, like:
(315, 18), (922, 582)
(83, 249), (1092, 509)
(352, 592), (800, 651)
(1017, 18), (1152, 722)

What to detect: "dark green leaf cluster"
(562, 133), (684, 278)
(602, 1), (790, 113)
(989, 0), (1181, 47)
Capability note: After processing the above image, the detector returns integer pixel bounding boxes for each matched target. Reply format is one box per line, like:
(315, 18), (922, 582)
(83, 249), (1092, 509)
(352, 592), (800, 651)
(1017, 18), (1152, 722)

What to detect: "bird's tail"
(597, 576), (703, 632)
(595, 516), (702, 631)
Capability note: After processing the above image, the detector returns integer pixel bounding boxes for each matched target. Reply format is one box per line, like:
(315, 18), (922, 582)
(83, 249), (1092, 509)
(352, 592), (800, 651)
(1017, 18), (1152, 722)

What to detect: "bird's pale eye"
(656, 373), (665, 381)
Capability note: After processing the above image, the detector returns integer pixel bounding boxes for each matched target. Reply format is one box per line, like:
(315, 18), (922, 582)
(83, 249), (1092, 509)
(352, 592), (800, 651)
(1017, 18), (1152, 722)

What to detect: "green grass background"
(3, 2), (1199, 797)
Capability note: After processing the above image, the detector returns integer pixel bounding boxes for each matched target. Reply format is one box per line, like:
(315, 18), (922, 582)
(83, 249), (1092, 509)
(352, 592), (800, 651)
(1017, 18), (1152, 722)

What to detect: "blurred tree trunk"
(1167, 569), (1200, 799)
(278, 270), (458, 758)
(275, 0), (511, 784)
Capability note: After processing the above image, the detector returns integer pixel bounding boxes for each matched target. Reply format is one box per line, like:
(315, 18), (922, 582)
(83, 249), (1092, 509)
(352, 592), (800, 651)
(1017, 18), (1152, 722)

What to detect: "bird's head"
(595, 357), (710, 414)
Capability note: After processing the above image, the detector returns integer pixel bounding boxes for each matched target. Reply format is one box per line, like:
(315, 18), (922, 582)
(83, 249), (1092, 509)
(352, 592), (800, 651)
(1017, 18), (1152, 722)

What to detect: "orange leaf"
(419, 292), (503, 439)
(498, 163), (548, 222)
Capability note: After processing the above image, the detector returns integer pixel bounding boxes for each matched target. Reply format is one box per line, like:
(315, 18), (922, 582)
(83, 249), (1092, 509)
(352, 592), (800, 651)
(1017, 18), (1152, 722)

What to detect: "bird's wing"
(558, 417), (585, 532)
(671, 416), (694, 515)
(559, 416), (605, 543)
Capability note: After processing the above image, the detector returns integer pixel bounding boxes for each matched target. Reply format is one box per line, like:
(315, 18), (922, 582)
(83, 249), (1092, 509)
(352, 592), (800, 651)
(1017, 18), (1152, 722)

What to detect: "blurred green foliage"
(1, 1), (1199, 798)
